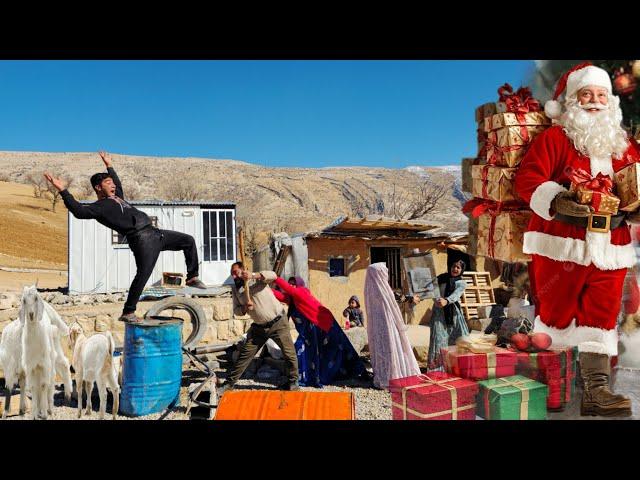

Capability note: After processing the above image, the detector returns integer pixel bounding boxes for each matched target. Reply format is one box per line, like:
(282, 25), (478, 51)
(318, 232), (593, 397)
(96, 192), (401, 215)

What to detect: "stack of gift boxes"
(389, 340), (579, 420)
(462, 84), (551, 263)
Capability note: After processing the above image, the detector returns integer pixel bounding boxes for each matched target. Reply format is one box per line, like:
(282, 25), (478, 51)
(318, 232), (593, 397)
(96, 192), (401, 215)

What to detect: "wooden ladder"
(273, 245), (292, 277)
(459, 271), (496, 320)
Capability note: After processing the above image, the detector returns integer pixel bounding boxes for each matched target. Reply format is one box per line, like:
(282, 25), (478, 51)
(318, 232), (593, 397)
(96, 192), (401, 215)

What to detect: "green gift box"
(477, 374), (548, 420)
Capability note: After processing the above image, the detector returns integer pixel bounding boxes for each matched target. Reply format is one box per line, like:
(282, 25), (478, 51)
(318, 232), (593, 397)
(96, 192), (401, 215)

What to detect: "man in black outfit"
(44, 151), (207, 322)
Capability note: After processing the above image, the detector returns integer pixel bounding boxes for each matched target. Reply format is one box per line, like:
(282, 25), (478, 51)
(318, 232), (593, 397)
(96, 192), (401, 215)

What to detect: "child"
(343, 295), (364, 328)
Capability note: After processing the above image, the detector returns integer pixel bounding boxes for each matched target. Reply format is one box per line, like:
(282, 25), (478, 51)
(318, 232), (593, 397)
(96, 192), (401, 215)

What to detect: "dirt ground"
(0, 181), (68, 272)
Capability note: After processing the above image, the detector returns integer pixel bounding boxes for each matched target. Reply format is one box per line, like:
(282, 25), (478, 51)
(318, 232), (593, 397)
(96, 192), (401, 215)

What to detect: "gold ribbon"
(485, 377), (534, 420)
(487, 351), (497, 378)
(396, 374), (467, 420)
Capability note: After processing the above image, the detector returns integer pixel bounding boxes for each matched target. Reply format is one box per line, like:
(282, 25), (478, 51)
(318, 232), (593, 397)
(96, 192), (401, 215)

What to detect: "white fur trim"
(589, 155), (614, 177)
(523, 230), (636, 270)
(578, 341), (610, 355)
(533, 316), (618, 356)
(566, 66), (612, 99)
(529, 181), (567, 221)
(544, 100), (563, 119)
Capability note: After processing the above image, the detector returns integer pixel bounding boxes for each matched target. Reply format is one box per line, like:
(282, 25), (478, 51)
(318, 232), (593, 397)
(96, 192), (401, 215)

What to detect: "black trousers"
(123, 228), (200, 314)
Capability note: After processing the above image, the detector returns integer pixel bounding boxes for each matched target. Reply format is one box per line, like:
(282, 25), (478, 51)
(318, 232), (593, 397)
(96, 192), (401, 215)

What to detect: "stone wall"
(0, 296), (298, 368)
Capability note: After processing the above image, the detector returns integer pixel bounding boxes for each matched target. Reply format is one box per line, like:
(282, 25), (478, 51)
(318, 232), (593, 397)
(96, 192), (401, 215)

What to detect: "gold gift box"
(569, 185), (620, 215)
(475, 102), (498, 123)
(614, 162), (640, 212)
(484, 111), (550, 133)
(486, 125), (548, 167)
(471, 165), (518, 202)
(462, 157), (485, 193)
(476, 210), (532, 263)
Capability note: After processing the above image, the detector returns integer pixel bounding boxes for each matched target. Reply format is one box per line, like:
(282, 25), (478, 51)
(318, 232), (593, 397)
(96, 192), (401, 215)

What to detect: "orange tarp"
(214, 390), (355, 420)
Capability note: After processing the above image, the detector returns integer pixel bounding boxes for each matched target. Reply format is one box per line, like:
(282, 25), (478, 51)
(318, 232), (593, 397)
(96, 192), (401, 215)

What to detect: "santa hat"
(544, 62), (613, 119)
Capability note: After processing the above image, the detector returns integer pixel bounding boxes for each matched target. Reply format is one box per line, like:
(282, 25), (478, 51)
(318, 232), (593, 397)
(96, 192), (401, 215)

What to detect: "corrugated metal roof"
(79, 199), (235, 207)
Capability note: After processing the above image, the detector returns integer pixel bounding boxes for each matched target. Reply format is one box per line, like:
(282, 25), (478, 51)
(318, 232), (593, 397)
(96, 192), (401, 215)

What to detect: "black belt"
(555, 212), (627, 233)
(255, 315), (282, 329)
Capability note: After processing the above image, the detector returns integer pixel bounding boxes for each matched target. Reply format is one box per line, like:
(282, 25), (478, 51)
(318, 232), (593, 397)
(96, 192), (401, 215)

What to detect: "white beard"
(559, 95), (629, 168)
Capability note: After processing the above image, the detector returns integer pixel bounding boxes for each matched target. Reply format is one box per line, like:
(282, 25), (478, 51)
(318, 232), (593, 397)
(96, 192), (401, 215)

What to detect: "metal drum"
(120, 317), (183, 416)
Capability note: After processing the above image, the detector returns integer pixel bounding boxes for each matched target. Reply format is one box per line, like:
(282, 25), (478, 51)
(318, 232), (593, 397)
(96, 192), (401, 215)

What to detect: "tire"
(144, 297), (208, 349)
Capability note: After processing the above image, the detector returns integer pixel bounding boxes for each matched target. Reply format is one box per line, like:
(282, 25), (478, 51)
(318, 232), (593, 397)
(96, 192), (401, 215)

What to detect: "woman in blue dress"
(272, 276), (367, 387)
(426, 260), (469, 372)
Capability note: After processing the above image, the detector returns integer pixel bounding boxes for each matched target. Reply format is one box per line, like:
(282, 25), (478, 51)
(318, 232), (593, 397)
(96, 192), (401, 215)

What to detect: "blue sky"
(0, 60), (535, 168)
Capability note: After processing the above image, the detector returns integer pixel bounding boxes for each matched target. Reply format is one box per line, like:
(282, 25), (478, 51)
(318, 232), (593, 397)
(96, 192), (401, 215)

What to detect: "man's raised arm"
(44, 173), (100, 220)
(99, 151), (124, 199)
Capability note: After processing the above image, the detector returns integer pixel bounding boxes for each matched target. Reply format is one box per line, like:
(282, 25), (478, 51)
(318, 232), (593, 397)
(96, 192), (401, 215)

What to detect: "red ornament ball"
(530, 332), (552, 351)
(614, 72), (637, 96)
(511, 333), (531, 351)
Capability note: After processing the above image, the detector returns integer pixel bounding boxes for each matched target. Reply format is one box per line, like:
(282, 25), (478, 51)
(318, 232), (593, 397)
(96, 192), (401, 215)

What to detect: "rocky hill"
(0, 151), (468, 249)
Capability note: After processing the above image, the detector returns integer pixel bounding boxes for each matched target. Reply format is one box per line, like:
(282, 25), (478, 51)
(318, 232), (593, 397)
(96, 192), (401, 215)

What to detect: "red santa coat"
(515, 125), (640, 270)
(515, 125), (640, 356)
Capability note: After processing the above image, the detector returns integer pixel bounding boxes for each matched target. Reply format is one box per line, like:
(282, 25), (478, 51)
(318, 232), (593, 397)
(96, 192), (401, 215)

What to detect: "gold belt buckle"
(587, 213), (611, 233)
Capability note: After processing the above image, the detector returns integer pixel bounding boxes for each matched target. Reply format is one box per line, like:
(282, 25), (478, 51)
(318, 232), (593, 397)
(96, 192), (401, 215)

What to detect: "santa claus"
(515, 63), (640, 417)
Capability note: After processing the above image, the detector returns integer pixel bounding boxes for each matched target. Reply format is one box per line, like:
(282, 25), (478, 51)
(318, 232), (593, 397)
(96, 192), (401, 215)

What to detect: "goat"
(0, 317), (27, 418)
(70, 324), (120, 420)
(20, 285), (57, 419)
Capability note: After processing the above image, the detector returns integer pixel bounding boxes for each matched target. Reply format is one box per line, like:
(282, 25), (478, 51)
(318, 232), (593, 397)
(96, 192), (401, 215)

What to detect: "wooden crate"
(460, 271), (496, 321)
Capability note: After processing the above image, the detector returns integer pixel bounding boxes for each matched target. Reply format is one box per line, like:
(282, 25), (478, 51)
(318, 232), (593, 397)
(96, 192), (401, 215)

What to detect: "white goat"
(70, 324), (120, 420)
(1, 287), (73, 419)
(20, 285), (57, 419)
(0, 317), (27, 418)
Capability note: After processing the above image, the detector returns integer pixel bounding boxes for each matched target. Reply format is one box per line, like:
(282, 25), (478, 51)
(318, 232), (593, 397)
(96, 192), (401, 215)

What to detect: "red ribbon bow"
(497, 83), (541, 114)
(564, 166), (613, 195)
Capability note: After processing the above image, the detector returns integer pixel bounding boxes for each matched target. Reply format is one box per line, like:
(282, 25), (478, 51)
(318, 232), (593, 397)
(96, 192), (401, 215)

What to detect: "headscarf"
(437, 260), (466, 327)
(348, 295), (361, 309)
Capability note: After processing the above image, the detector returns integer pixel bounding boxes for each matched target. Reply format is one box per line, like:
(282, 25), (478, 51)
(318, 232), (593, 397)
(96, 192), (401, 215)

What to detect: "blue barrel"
(120, 317), (183, 416)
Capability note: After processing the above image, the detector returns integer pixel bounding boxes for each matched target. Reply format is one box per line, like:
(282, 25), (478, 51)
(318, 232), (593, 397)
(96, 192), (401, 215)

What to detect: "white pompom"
(544, 100), (563, 119)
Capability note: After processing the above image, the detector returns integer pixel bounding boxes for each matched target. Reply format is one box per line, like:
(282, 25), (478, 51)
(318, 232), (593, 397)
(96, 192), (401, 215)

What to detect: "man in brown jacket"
(218, 261), (299, 394)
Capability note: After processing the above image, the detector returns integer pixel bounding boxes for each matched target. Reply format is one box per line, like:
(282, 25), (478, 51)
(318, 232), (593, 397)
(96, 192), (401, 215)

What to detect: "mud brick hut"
(254, 215), (502, 325)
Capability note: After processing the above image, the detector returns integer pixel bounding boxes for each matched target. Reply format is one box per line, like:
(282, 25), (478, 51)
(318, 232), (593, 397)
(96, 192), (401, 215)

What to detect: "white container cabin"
(68, 200), (237, 295)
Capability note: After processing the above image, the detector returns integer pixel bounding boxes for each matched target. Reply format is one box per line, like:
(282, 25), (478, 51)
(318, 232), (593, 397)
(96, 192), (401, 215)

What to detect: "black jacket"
(60, 167), (151, 237)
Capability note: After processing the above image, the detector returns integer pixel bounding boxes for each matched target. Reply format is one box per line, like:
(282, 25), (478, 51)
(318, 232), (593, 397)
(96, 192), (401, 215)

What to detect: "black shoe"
(186, 278), (208, 289)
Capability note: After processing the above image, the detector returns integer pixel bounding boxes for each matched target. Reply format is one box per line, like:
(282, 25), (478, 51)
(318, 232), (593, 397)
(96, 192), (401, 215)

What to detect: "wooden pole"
(237, 227), (254, 310)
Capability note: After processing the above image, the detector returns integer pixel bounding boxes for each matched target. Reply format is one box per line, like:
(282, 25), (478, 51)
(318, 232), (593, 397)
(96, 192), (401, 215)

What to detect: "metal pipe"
(188, 342), (236, 355)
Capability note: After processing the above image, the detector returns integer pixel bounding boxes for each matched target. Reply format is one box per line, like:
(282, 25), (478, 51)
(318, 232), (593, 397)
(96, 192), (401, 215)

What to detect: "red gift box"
(514, 347), (577, 410)
(389, 372), (479, 420)
(441, 346), (517, 381)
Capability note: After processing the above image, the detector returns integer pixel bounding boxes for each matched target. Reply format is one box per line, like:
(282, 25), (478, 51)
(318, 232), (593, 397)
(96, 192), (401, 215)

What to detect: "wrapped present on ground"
(441, 345), (517, 381)
(389, 372), (479, 420)
(566, 166), (620, 215)
(462, 157), (485, 193)
(476, 374), (548, 420)
(471, 164), (518, 202)
(614, 162), (640, 212)
(475, 102), (498, 123)
(515, 347), (578, 411)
